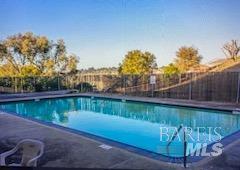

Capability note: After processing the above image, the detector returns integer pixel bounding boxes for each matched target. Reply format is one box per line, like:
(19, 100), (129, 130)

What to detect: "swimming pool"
(0, 96), (240, 159)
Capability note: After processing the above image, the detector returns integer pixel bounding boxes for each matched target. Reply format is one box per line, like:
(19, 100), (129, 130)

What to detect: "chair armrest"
(0, 147), (18, 166)
(0, 154), (5, 166)
(27, 155), (40, 166)
(27, 145), (44, 167)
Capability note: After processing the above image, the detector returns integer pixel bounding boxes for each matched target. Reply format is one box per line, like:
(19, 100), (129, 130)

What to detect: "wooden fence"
(0, 72), (239, 103)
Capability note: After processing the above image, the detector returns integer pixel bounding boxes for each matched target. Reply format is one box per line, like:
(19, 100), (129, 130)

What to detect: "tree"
(66, 54), (78, 74)
(0, 41), (22, 75)
(0, 63), (18, 77)
(0, 32), (79, 77)
(162, 63), (179, 76)
(119, 50), (157, 75)
(1, 32), (50, 75)
(175, 46), (202, 73)
(222, 40), (240, 61)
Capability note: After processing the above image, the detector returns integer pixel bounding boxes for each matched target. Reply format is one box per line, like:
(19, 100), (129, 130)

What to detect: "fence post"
(189, 73), (192, 100)
(21, 77), (23, 93)
(237, 72), (240, 103)
(14, 77), (17, 93)
(152, 84), (154, 97)
(11, 77), (14, 93)
(0, 77), (3, 92)
(57, 75), (60, 90)
(124, 75), (126, 95)
(33, 77), (36, 92)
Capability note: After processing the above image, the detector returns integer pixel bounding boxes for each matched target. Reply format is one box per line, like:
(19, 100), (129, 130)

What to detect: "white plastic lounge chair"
(0, 139), (44, 167)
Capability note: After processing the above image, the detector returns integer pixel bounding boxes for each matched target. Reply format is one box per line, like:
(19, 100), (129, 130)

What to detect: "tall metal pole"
(183, 128), (187, 168)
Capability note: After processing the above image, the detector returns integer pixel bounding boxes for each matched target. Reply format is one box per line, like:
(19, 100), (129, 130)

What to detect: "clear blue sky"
(0, 0), (240, 69)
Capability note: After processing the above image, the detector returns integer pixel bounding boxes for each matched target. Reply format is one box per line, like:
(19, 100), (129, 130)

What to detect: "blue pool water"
(0, 97), (240, 157)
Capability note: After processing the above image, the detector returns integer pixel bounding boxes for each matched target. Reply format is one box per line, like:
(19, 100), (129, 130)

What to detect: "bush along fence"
(0, 72), (240, 103)
(0, 76), (92, 93)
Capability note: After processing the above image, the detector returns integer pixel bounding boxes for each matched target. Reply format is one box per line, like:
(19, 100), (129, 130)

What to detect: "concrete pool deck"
(0, 92), (240, 169)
